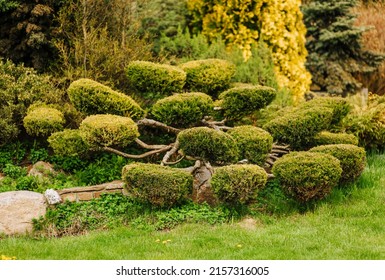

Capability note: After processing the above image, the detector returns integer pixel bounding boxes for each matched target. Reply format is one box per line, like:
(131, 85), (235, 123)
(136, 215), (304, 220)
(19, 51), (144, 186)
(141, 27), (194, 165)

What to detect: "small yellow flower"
(155, 239), (160, 243)
(1, 255), (16, 260)
(236, 244), (242, 248)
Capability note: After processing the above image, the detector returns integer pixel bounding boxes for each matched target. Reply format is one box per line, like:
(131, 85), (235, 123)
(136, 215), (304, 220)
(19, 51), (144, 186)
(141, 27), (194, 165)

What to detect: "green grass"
(1, 153), (385, 260)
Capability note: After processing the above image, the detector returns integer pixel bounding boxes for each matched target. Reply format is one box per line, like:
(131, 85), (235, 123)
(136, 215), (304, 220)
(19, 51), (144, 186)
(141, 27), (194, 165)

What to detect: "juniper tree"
(302, 0), (385, 96)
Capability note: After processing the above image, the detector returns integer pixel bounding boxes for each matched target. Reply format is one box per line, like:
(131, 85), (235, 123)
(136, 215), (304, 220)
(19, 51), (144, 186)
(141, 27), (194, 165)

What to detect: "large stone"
(0, 191), (47, 235)
(28, 161), (56, 178)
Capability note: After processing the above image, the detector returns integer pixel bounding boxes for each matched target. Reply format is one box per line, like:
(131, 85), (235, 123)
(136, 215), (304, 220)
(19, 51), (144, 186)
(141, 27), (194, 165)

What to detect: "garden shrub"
(122, 163), (193, 208)
(150, 92), (214, 127)
(48, 129), (89, 157)
(177, 127), (239, 164)
(227, 125), (273, 165)
(299, 97), (351, 125)
(272, 152), (341, 203)
(263, 107), (334, 150)
(309, 144), (366, 183)
(23, 106), (65, 137)
(126, 61), (186, 99)
(218, 85), (276, 120)
(79, 114), (139, 148)
(211, 164), (267, 205)
(312, 131), (359, 146)
(179, 59), (235, 97)
(67, 78), (145, 120)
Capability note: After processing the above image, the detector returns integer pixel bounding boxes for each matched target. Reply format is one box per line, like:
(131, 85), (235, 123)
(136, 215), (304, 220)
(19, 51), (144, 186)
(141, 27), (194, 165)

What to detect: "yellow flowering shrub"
(187, 0), (311, 103)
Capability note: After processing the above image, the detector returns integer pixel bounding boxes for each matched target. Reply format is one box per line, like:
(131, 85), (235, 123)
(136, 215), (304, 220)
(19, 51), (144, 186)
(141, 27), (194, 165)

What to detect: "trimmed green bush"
(67, 78), (145, 120)
(312, 131), (359, 146)
(272, 152), (342, 203)
(80, 114), (139, 148)
(263, 107), (334, 150)
(219, 85), (276, 120)
(177, 127), (239, 164)
(180, 59), (235, 97)
(122, 163), (193, 208)
(151, 92), (213, 127)
(309, 144), (366, 183)
(300, 97), (351, 125)
(126, 61), (186, 98)
(23, 107), (65, 137)
(211, 164), (267, 205)
(48, 129), (89, 156)
(227, 125), (273, 165)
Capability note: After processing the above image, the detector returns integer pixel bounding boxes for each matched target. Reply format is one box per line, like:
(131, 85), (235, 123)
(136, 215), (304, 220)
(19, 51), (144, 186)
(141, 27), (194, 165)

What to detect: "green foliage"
(150, 92), (213, 128)
(177, 127), (239, 164)
(309, 144), (366, 183)
(263, 107), (334, 150)
(48, 129), (89, 157)
(312, 131), (359, 146)
(126, 60), (186, 102)
(343, 102), (385, 150)
(0, 0), (18, 13)
(227, 125), (273, 165)
(0, 60), (63, 144)
(302, 0), (385, 96)
(180, 59), (235, 97)
(2, 163), (27, 179)
(67, 78), (145, 120)
(23, 107), (65, 137)
(272, 151), (342, 203)
(218, 85), (276, 120)
(211, 164), (267, 206)
(79, 114), (139, 148)
(122, 163), (193, 208)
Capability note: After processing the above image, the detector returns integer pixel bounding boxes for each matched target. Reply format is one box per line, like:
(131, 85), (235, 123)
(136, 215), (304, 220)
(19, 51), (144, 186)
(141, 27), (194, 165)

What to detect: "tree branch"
(135, 138), (168, 150)
(102, 145), (172, 159)
(136, 118), (181, 134)
(161, 140), (180, 166)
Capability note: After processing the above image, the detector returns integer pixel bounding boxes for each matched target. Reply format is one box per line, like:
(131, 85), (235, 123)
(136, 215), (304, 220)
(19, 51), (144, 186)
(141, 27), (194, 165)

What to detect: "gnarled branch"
(136, 118), (181, 134)
(102, 145), (172, 159)
(135, 138), (168, 150)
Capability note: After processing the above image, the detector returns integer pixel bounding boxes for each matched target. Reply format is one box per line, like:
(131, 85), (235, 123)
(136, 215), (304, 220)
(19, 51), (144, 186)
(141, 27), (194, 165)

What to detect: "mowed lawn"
(1, 153), (385, 260)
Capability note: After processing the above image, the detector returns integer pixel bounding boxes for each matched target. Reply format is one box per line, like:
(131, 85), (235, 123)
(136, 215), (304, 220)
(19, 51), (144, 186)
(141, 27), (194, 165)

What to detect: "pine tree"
(302, 0), (385, 96)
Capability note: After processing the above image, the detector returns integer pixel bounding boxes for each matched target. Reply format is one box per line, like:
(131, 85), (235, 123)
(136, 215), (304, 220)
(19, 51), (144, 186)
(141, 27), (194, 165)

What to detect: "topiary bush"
(218, 85), (276, 120)
(312, 131), (359, 146)
(48, 129), (89, 157)
(272, 151), (342, 203)
(126, 61), (186, 99)
(309, 144), (366, 183)
(67, 78), (145, 120)
(150, 92), (213, 128)
(23, 106), (65, 137)
(79, 114), (139, 148)
(299, 97), (351, 125)
(211, 164), (267, 205)
(179, 59), (235, 97)
(227, 125), (273, 165)
(177, 127), (239, 164)
(263, 107), (334, 150)
(122, 163), (193, 208)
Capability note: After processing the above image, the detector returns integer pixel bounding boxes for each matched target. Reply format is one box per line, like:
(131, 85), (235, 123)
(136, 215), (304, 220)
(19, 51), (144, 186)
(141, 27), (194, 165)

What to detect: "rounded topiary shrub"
(79, 114), (139, 148)
(180, 59), (235, 97)
(219, 85), (276, 120)
(211, 164), (267, 205)
(67, 78), (145, 120)
(23, 106), (65, 137)
(227, 125), (273, 165)
(48, 129), (89, 156)
(177, 127), (239, 164)
(126, 61), (186, 97)
(309, 144), (366, 183)
(300, 97), (351, 125)
(272, 152), (342, 203)
(151, 92), (213, 128)
(312, 131), (359, 146)
(122, 163), (193, 208)
(263, 107), (334, 150)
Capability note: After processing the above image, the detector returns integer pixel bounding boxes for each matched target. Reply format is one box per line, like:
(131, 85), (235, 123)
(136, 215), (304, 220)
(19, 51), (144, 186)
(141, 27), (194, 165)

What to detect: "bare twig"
(136, 118), (181, 134)
(102, 145), (172, 159)
(201, 118), (232, 131)
(135, 138), (168, 150)
(161, 140), (180, 166)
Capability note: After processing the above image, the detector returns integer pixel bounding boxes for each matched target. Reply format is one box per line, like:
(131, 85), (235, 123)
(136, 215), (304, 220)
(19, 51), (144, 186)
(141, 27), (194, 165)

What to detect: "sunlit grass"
(1, 153), (384, 260)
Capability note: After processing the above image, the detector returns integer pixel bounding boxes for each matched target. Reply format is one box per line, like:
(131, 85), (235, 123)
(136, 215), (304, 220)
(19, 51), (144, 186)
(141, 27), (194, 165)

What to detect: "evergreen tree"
(302, 0), (385, 96)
